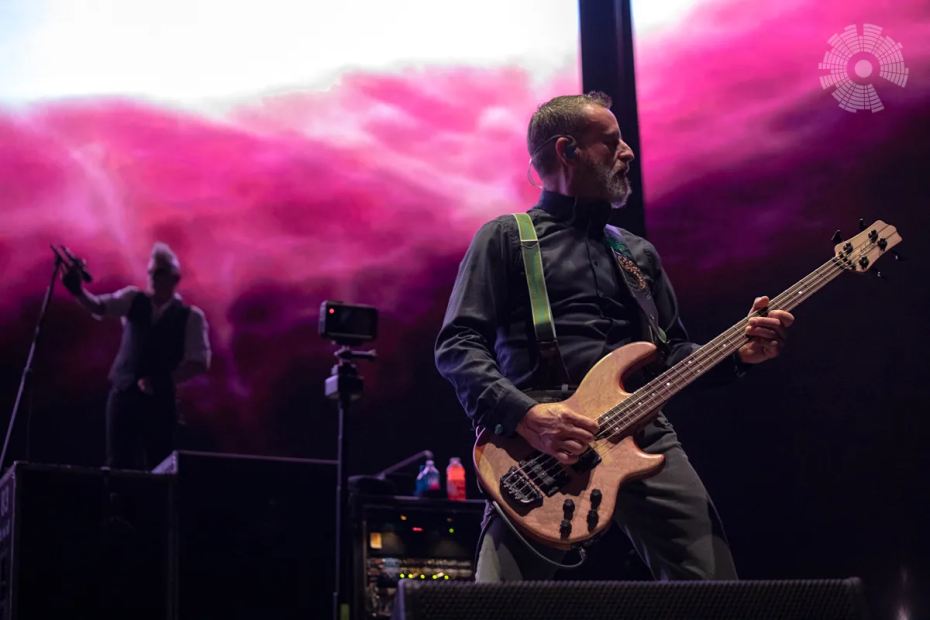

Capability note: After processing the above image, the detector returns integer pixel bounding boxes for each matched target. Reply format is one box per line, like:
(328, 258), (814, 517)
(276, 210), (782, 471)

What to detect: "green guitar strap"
(512, 213), (573, 388)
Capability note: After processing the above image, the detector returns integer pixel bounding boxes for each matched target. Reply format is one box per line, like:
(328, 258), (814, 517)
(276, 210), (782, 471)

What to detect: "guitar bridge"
(500, 465), (543, 506)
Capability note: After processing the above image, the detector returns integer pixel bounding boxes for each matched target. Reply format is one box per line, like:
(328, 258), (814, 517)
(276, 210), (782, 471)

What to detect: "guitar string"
(593, 221), (896, 441)
(503, 256), (846, 495)
(499, 254), (854, 497)
(500, 221), (894, 497)
(594, 257), (844, 440)
(500, 257), (843, 497)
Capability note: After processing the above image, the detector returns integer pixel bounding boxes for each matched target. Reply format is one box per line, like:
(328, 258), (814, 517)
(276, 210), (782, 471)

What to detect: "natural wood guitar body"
(473, 341), (667, 550)
(473, 221), (902, 550)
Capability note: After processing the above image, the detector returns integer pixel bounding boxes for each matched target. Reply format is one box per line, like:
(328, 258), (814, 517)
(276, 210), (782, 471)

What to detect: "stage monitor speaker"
(153, 450), (337, 619)
(0, 461), (175, 620)
(391, 579), (869, 620)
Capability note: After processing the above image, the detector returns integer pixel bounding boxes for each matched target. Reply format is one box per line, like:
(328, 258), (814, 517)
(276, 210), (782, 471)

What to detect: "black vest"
(110, 293), (191, 389)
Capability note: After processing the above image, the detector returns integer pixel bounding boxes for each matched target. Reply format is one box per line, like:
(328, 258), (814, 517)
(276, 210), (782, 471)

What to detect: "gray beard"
(580, 159), (632, 208)
(595, 164), (632, 208)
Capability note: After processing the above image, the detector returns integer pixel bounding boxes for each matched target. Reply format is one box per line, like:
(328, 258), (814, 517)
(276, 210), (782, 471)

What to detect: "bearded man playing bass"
(435, 92), (794, 582)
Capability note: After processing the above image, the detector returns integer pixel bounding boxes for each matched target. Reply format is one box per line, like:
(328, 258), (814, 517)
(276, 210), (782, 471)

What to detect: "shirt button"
(494, 424), (504, 435)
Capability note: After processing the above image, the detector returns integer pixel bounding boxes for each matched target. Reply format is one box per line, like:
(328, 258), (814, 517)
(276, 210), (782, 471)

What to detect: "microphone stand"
(373, 449), (433, 480)
(326, 344), (376, 620)
(0, 250), (65, 472)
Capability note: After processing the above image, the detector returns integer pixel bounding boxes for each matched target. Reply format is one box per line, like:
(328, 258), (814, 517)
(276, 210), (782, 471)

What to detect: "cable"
(526, 134), (576, 189)
(491, 501), (587, 570)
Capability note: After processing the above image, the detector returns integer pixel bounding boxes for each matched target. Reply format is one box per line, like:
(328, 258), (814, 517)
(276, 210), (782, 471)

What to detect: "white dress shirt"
(94, 286), (211, 373)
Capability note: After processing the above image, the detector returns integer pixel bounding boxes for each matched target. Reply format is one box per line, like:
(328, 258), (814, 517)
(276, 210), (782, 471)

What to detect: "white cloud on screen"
(0, 0), (580, 103)
(631, 0), (703, 35)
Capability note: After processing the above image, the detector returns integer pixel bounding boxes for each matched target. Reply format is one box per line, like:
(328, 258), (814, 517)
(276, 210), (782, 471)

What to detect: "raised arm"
(62, 265), (139, 319)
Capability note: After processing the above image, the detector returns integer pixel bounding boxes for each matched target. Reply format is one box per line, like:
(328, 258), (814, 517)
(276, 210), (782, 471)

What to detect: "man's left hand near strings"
(738, 296), (795, 364)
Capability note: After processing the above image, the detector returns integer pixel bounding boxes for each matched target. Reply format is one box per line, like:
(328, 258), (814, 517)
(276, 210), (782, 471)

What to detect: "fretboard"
(596, 257), (846, 439)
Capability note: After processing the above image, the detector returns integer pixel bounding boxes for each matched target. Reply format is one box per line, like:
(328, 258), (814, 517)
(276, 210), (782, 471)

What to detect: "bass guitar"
(473, 220), (902, 550)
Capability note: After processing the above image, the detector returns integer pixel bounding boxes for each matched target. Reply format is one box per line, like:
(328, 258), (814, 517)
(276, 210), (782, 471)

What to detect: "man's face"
(148, 261), (178, 297)
(572, 105), (635, 207)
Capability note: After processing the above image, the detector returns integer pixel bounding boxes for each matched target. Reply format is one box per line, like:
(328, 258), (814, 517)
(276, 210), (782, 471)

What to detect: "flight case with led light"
(351, 494), (485, 619)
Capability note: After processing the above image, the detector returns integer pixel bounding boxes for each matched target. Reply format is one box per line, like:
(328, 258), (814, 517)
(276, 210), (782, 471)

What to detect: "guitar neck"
(598, 256), (846, 436)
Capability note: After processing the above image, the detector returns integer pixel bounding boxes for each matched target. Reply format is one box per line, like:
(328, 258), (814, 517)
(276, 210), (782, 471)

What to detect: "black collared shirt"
(435, 190), (746, 436)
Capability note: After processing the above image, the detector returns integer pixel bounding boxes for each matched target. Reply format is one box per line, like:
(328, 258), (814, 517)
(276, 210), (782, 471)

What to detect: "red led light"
(412, 527), (423, 532)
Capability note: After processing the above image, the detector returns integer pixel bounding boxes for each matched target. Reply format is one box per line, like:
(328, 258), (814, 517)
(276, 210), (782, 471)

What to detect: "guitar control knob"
(587, 509), (599, 527)
(560, 519), (572, 536)
(563, 499), (575, 514)
(590, 489), (602, 509)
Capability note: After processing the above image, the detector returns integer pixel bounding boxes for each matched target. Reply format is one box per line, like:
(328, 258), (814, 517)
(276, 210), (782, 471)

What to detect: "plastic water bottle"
(414, 464), (428, 496)
(415, 460), (440, 496)
(446, 457), (467, 501)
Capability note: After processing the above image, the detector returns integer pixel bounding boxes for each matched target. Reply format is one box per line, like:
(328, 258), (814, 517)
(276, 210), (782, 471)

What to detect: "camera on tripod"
(320, 300), (378, 403)
(318, 300), (379, 620)
(319, 301), (378, 346)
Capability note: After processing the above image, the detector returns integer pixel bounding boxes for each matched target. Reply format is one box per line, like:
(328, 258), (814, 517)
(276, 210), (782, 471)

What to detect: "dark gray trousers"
(475, 411), (738, 582)
(105, 382), (177, 470)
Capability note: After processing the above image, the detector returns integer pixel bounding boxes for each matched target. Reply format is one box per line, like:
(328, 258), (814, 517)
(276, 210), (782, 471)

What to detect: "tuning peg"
(831, 230), (843, 243)
(858, 218), (867, 231)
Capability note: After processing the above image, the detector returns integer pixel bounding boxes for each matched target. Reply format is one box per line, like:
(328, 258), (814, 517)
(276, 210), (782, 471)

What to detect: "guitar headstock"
(834, 220), (903, 273)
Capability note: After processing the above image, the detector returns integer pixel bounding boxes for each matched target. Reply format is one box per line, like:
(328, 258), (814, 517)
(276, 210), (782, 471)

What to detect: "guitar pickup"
(519, 457), (569, 497)
(571, 447), (601, 474)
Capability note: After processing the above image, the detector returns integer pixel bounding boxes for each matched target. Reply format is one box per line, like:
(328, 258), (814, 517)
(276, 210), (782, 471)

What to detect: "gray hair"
(150, 241), (181, 277)
(527, 91), (612, 178)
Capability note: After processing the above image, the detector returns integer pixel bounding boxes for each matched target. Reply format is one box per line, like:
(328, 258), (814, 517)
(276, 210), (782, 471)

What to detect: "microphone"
(51, 244), (93, 283)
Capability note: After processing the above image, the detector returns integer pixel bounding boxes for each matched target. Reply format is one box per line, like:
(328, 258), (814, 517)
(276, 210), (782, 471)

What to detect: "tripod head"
(325, 345), (377, 402)
(334, 346), (377, 364)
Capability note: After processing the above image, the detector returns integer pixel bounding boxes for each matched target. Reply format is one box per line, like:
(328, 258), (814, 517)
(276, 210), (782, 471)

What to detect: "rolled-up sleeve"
(93, 286), (140, 320)
(184, 307), (211, 369)
(435, 221), (537, 436)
